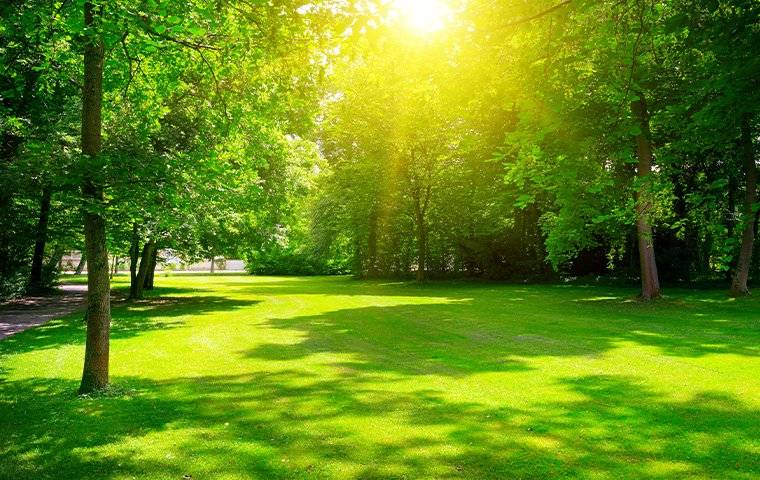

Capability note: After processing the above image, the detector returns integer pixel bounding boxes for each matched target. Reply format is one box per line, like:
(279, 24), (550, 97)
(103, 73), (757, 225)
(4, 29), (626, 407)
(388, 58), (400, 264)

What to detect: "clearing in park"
(1, 275), (758, 479)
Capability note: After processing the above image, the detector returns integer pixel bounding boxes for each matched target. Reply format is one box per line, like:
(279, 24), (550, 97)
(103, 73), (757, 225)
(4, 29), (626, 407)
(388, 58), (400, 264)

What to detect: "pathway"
(0, 284), (88, 340)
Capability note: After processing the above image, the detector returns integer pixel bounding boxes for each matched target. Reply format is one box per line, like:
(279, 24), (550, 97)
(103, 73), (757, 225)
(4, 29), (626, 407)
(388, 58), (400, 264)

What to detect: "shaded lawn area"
(1, 275), (758, 479)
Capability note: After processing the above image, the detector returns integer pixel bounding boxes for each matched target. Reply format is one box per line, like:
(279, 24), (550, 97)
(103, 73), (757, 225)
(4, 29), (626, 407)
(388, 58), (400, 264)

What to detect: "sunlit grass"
(1, 275), (758, 479)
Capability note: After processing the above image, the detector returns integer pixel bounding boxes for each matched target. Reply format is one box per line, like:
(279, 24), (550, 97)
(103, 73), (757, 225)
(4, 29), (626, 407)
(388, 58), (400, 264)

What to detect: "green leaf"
(515, 194), (534, 209)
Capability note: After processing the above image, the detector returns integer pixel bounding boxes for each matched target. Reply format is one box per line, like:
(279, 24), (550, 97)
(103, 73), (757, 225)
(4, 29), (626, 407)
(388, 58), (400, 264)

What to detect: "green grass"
(1, 275), (759, 479)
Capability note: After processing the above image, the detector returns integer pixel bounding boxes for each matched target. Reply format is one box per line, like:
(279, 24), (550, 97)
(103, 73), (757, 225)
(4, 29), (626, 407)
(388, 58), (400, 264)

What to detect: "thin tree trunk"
(414, 206), (427, 282)
(752, 208), (760, 278)
(29, 186), (52, 289)
(131, 240), (156, 300)
(726, 173), (738, 282)
(631, 95), (661, 300)
(41, 245), (65, 282)
(352, 236), (363, 276)
(75, 250), (87, 274)
(702, 229), (712, 274)
(367, 207), (379, 278)
(128, 223), (140, 298)
(79, 1), (109, 395)
(730, 116), (758, 296)
(210, 256), (215, 274)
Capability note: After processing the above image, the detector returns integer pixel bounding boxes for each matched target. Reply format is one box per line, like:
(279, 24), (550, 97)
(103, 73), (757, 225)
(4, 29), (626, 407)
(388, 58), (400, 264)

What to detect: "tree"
(731, 116), (758, 296)
(78, 0), (110, 394)
(631, 95), (661, 299)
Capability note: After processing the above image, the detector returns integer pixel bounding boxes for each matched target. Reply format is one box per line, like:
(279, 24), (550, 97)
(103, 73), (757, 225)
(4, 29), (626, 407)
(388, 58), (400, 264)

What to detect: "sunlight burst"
(391, 0), (451, 34)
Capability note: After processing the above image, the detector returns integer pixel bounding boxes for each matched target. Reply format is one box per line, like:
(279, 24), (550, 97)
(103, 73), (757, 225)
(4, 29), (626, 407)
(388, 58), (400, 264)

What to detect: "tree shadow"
(241, 289), (758, 380)
(534, 375), (760, 478)
(221, 276), (555, 298)
(221, 277), (759, 359)
(0, 372), (756, 479)
(242, 300), (557, 376)
(567, 289), (760, 358)
(0, 290), (260, 356)
(1, 278), (758, 478)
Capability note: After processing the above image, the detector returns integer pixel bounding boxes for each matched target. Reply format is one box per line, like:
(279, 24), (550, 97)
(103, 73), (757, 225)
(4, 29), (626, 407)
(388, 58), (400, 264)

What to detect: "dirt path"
(0, 284), (88, 340)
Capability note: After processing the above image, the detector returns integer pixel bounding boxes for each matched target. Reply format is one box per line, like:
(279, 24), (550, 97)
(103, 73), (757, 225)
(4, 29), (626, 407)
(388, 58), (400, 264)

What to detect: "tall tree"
(28, 187), (52, 291)
(631, 96), (661, 299)
(731, 116), (758, 295)
(79, 0), (110, 394)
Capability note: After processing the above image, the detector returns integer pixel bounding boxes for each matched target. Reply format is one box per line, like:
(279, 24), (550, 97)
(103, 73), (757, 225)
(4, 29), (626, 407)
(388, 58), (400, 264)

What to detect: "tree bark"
(752, 207), (760, 278)
(131, 240), (156, 300)
(730, 115), (758, 296)
(414, 203), (428, 282)
(128, 223), (140, 298)
(726, 172), (738, 282)
(210, 256), (215, 274)
(29, 186), (52, 289)
(79, 1), (109, 395)
(144, 247), (157, 290)
(44, 245), (65, 276)
(631, 96), (661, 300)
(75, 250), (87, 274)
(367, 207), (379, 278)
(416, 220), (428, 282)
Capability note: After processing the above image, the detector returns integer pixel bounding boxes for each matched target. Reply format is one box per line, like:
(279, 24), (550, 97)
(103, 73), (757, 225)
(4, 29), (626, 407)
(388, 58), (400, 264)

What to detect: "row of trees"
(297, 0), (758, 298)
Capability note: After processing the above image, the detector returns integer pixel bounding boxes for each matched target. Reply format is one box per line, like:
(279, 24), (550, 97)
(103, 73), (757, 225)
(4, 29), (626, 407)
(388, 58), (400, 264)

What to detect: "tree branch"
(498, 0), (572, 29)
(194, 49), (230, 123)
(130, 12), (221, 51)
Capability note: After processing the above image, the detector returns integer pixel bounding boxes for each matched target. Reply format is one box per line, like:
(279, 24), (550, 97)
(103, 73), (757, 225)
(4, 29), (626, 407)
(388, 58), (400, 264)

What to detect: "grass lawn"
(1, 275), (759, 479)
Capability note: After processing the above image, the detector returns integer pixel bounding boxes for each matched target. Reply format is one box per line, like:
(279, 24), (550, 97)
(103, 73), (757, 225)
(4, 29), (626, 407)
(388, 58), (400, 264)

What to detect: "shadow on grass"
(0, 289), (260, 356)
(239, 293), (758, 381)
(146, 279), (751, 362)
(1, 278), (758, 477)
(221, 276), (552, 298)
(219, 277), (759, 359)
(0, 372), (757, 479)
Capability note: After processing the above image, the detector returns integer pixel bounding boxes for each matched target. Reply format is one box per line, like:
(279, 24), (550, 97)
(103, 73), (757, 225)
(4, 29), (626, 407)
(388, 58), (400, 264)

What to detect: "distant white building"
(60, 250), (246, 273)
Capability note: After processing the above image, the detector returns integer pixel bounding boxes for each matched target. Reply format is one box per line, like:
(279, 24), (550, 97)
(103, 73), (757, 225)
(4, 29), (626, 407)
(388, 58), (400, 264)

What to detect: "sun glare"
(391, 0), (451, 34)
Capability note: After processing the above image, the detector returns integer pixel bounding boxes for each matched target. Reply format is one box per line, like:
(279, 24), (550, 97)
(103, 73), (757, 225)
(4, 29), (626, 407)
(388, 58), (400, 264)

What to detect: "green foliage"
(1, 0), (758, 289)
(1, 0), (348, 294)
(308, 0), (758, 283)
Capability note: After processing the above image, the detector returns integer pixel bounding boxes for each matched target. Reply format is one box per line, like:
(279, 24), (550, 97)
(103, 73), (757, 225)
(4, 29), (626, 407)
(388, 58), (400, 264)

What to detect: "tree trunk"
(726, 173), (738, 282)
(128, 223), (140, 298)
(631, 96), (661, 300)
(75, 250), (87, 274)
(210, 256), (215, 274)
(131, 240), (156, 300)
(29, 186), (52, 289)
(752, 207), (760, 278)
(730, 116), (758, 296)
(144, 247), (157, 290)
(414, 208), (428, 282)
(79, 1), (109, 395)
(44, 245), (65, 278)
(367, 207), (379, 278)
(352, 236), (363, 276)
(80, 194), (110, 394)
